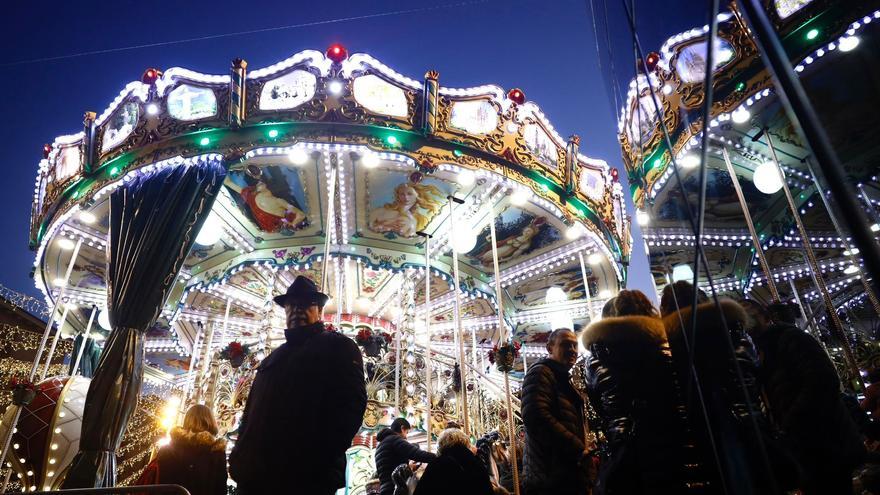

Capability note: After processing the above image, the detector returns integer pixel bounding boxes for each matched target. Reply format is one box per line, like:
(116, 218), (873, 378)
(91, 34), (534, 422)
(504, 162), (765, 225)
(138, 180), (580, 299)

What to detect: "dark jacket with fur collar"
(664, 300), (794, 493)
(582, 315), (694, 494)
(521, 357), (587, 494)
(155, 427), (227, 495)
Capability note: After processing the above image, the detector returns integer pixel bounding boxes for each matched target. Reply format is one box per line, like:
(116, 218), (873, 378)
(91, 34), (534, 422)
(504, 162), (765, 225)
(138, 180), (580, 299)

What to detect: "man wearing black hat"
(229, 276), (367, 494)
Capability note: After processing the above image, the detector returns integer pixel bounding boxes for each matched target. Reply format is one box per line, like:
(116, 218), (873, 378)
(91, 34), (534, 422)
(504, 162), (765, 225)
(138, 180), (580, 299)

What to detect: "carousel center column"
(62, 155), (227, 488)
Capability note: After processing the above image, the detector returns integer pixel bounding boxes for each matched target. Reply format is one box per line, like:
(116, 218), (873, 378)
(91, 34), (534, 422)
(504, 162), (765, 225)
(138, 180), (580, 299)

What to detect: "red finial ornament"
(507, 88), (526, 105)
(326, 44), (348, 63)
(645, 52), (661, 72)
(141, 68), (161, 84)
(42, 144), (52, 159)
(610, 168), (619, 181)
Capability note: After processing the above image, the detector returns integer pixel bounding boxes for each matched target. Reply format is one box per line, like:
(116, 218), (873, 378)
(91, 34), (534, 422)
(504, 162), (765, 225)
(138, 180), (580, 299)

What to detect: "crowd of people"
(133, 275), (880, 495)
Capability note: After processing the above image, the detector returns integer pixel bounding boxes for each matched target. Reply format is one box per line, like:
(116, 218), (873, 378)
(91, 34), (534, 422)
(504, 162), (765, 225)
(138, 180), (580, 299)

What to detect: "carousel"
(618, 1), (880, 384)
(11, 45), (629, 493)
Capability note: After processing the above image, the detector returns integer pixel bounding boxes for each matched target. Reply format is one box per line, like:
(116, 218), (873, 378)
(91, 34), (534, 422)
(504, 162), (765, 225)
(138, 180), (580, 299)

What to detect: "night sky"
(2, 0), (707, 301)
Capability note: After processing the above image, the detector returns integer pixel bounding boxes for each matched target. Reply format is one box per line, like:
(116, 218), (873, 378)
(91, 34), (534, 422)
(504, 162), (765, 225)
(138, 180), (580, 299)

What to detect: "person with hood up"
(582, 290), (699, 494)
(150, 404), (227, 495)
(414, 428), (494, 495)
(375, 418), (436, 495)
(661, 283), (797, 494)
(742, 299), (865, 495)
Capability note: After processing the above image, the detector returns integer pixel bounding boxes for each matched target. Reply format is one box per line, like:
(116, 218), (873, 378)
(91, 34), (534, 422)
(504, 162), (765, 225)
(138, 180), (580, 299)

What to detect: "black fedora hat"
(273, 275), (329, 307)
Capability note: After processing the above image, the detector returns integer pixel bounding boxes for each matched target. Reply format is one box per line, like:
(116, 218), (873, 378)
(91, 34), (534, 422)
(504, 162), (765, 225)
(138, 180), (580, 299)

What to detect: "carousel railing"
(24, 485), (191, 495)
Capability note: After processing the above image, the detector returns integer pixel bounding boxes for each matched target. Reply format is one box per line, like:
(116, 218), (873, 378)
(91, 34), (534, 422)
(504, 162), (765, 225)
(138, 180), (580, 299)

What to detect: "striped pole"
(229, 59), (248, 128)
(422, 71), (439, 136)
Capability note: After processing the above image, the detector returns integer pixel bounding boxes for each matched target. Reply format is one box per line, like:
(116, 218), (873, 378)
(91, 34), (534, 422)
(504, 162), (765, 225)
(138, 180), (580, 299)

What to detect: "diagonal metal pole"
(417, 230), (434, 452)
(40, 305), (71, 381)
(765, 132), (863, 388)
(736, 0), (880, 298)
(447, 196), (470, 436)
(70, 306), (98, 378)
(721, 147), (779, 301)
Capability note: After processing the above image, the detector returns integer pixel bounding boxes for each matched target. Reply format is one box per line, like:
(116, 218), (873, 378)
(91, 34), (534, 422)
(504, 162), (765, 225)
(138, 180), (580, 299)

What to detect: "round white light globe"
(753, 162), (784, 195)
(97, 310), (111, 330)
(731, 107), (751, 124)
(672, 264), (695, 283)
(288, 148), (309, 165)
(456, 169), (476, 187)
(545, 286), (567, 304)
(838, 36), (860, 52)
(636, 210), (650, 226)
(451, 230), (477, 254)
(510, 189), (531, 206)
(195, 216), (223, 246)
(361, 153), (380, 168)
(680, 154), (700, 169)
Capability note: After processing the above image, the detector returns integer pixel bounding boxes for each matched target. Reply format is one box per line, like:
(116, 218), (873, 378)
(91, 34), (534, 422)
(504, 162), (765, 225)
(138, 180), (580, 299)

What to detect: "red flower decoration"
(382, 332), (392, 343)
(356, 328), (372, 344)
(325, 324), (338, 332)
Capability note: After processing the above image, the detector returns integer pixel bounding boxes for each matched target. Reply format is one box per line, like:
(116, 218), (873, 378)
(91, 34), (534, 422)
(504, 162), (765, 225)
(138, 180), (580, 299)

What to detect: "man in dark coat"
(742, 300), (865, 495)
(521, 328), (588, 495)
(229, 276), (367, 494)
(375, 418), (436, 495)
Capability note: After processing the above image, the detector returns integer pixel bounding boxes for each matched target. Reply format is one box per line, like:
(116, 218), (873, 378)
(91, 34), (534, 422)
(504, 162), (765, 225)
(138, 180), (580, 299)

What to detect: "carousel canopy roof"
(617, 3), (880, 319)
(29, 46), (630, 376)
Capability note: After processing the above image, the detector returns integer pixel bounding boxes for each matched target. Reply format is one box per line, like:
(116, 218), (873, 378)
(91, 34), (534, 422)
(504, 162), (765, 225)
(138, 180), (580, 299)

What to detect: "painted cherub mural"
(226, 164), (308, 234)
(368, 173), (445, 238)
(470, 215), (550, 265)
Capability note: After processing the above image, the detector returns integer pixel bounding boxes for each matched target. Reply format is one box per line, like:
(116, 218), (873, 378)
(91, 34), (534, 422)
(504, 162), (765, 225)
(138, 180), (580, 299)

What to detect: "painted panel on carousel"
(578, 163), (608, 203)
(524, 123), (558, 170)
(675, 38), (736, 84)
(359, 265), (393, 297)
(775, 0), (813, 19)
(225, 164), (309, 234)
(449, 99), (498, 135)
(511, 265), (589, 308)
(353, 74), (408, 117)
(649, 246), (736, 280)
(184, 238), (237, 269)
(145, 351), (191, 375)
(227, 269), (270, 299)
(414, 273), (452, 305)
(365, 171), (448, 239)
(167, 84), (218, 121)
(269, 246), (321, 265)
(432, 298), (496, 322)
(654, 168), (765, 227)
(259, 70), (317, 110)
(764, 246), (837, 268)
(101, 101), (139, 152)
(625, 95), (658, 147)
(64, 247), (107, 291)
(53, 145), (82, 184)
(465, 207), (562, 269)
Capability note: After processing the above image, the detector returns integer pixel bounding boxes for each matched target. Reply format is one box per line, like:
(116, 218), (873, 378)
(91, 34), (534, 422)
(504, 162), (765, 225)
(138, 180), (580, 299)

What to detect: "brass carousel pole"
(0, 237), (81, 492)
(764, 132), (863, 386)
(720, 147), (780, 301)
(183, 322), (203, 406)
(447, 196), (470, 436)
(489, 210), (521, 495)
(804, 159), (880, 319)
(217, 298), (232, 349)
(417, 231), (434, 452)
(70, 306), (98, 377)
(320, 152), (337, 293)
(577, 251), (595, 320)
(194, 321), (217, 403)
(39, 304), (71, 381)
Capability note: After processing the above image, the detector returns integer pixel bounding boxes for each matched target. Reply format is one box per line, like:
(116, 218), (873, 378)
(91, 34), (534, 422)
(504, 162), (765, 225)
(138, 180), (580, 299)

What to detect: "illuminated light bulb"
(79, 211), (97, 224)
(753, 162), (784, 195)
(54, 427), (61, 434)
(838, 36), (860, 52)
(587, 253), (602, 265)
(57, 238), (75, 250)
(672, 264), (695, 282)
(328, 80), (343, 95)
(199, 137), (210, 146)
(48, 458), (56, 465)
(98, 309), (111, 330)
(565, 224), (585, 240)
(805, 28), (819, 40)
(195, 215), (223, 246)
(26, 471), (33, 476)
(47, 472), (54, 478)
(872, 224), (880, 232)
(545, 287), (567, 304)
(12, 444), (18, 450)
(680, 154), (700, 169)
(510, 189), (531, 206)
(456, 169), (476, 187)
(52, 278), (67, 287)
(844, 266), (859, 275)
(30, 485), (36, 492)
(385, 135), (399, 146)
(267, 129), (279, 139)
(731, 107), (751, 124)
(19, 458), (25, 464)
(451, 229), (477, 254)
(636, 210), (650, 226)
(288, 148), (309, 165)
(662, 84), (673, 96)
(598, 289), (611, 298)
(361, 153), (380, 168)
(146, 103), (159, 116)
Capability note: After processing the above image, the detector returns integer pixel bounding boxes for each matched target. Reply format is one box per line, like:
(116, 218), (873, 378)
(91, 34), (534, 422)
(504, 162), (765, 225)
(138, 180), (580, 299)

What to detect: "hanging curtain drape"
(68, 334), (102, 378)
(63, 156), (226, 488)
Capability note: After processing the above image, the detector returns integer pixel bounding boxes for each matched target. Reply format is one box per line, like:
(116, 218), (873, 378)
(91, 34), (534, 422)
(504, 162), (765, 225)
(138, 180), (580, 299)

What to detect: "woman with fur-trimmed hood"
(582, 290), (697, 494)
(153, 405), (228, 495)
(661, 285), (799, 494)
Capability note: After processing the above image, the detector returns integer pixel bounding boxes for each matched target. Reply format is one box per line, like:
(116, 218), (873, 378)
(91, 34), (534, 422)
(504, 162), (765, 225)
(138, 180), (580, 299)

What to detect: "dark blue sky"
(2, 0), (707, 300)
